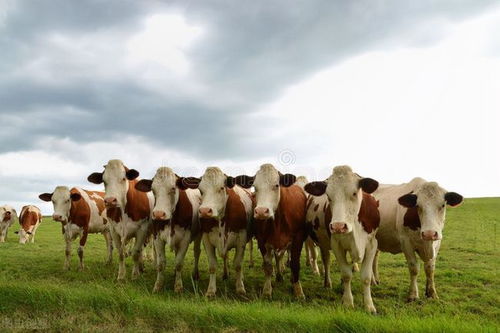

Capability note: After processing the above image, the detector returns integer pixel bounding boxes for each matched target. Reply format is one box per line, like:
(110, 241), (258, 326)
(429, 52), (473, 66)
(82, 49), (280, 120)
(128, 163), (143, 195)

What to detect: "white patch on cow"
(198, 167), (229, 219)
(103, 159), (130, 209)
(253, 163), (281, 219)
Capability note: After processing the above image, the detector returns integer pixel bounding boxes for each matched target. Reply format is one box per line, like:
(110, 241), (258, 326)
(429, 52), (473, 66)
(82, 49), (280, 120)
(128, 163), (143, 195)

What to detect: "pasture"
(0, 197), (498, 332)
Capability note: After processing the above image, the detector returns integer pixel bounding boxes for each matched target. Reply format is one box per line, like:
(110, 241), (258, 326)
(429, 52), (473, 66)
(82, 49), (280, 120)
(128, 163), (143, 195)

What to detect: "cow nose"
(199, 207), (213, 218)
(330, 222), (348, 234)
(422, 230), (439, 241)
(153, 210), (167, 220)
(52, 214), (63, 222)
(104, 197), (118, 207)
(254, 207), (270, 219)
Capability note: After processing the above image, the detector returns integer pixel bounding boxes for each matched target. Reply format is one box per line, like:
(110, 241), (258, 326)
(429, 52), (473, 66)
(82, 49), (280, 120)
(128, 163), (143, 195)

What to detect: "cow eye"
(122, 177), (126, 182)
(353, 192), (357, 196)
(275, 184), (279, 188)
(220, 187), (224, 191)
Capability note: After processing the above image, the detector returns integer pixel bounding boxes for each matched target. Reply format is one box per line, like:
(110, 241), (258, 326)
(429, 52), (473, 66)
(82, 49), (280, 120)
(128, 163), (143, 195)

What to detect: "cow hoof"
(78, 266), (85, 271)
(192, 271), (200, 281)
(205, 290), (216, 298)
(371, 278), (379, 285)
(426, 291), (438, 299)
(352, 263), (360, 272)
(222, 273), (228, 280)
(152, 285), (163, 293)
(324, 281), (332, 289)
(407, 295), (419, 302)
(276, 274), (284, 283)
(174, 286), (183, 294)
(236, 287), (246, 295)
(366, 306), (377, 314)
(117, 277), (126, 283)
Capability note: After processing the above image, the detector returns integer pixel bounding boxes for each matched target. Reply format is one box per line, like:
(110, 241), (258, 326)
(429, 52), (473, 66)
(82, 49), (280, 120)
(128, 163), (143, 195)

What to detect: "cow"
(304, 165), (380, 313)
(372, 177), (463, 301)
(234, 163), (308, 299)
(16, 205), (43, 244)
(39, 186), (113, 270)
(134, 167), (202, 293)
(87, 159), (154, 281)
(0, 205), (18, 242)
(184, 167), (253, 296)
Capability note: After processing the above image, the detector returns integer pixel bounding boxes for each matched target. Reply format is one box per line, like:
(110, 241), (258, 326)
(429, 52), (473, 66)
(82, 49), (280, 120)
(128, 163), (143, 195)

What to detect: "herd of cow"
(0, 159), (464, 313)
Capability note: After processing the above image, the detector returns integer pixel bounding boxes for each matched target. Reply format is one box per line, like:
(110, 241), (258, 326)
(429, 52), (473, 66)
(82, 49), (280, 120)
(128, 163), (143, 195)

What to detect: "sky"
(1, 0), (499, 214)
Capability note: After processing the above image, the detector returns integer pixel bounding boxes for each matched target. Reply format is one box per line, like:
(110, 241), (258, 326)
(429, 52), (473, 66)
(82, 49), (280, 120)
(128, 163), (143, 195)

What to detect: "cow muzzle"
(52, 214), (66, 222)
(199, 207), (213, 219)
(421, 230), (440, 241)
(152, 210), (168, 221)
(254, 207), (271, 220)
(330, 222), (348, 234)
(104, 197), (118, 208)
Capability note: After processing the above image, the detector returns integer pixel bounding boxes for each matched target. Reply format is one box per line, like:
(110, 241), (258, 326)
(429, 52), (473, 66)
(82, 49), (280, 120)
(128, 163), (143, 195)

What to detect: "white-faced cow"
(235, 164), (307, 298)
(185, 167), (253, 296)
(0, 205), (18, 242)
(17, 205), (43, 244)
(135, 167), (202, 293)
(372, 177), (463, 301)
(39, 186), (113, 270)
(305, 166), (380, 313)
(87, 159), (154, 281)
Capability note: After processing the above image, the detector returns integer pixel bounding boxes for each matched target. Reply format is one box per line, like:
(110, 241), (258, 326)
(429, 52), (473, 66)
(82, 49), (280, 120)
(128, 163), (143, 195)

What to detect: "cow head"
(398, 182), (463, 241)
(39, 186), (82, 224)
(0, 205), (15, 224)
(135, 167), (197, 221)
(88, 159), (139, 210)
(179, 167), (234, 220)
(235, 163), (296, 220)
(305, 165), (379, 234)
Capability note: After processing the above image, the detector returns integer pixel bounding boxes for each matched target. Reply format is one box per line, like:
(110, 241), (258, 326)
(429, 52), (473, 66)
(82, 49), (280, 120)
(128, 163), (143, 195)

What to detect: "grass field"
(0, 198), (498, 332)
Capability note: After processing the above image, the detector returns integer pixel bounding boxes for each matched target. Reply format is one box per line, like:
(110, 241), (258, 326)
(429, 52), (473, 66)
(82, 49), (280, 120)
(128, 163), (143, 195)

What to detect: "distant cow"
(88, 159), (154, 281)
(305, 166), (380, 313)
(235, 164), (308, 298)
(0, 205), (18, 242)
(373, 178), (463, 301)
(39, 186), (113, 270)
(135, 167), (202, 293)
(17, 205), (43, 244)
(185, 167), (254, 296)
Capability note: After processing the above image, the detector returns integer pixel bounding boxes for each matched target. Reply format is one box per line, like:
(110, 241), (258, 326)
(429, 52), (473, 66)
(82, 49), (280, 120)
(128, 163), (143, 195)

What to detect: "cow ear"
(126, 169), (139, 180)
(234, 175), (254, 188)
(279, 173), (297, 187)
(225, 176), (235, 189)
(87, 172), (103, 184)
(135, 179), (153, 192)
(70, 193), (82, 201)
(176, 177), (201, 190)
(398, 193), (418, 208)
(359, 178), (379, 194)
(39, 193), (53, 202)
(304, 181), (327, 196)
(445, 192), (463, 207)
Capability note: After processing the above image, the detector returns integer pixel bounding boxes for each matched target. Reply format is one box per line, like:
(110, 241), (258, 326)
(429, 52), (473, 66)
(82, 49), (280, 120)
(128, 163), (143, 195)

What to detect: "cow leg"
(361, 238), (378, 313)
(131, 228), (148, 280)
(192, 235), (201, 281)
(332, 241), (353, 308)
(173, 235), (190, 293)
(0, 227), (6, 242)
(248, 238), (254, 268)
(111, 228), (126, 281)
(203, 234), (218, 297)
(402, 241), (419, 301)
(274, 251), (284, 282)
(290, 234), (306, 299)
(306, 238), (320, 275)
(261, 245), (274, 298)
(320, 245), (332, 288)
(234, 232), (247, 295)
(64, 235), (72, 271)
(103, 231), (113, 265)
(424, 258), (438, 299)
(153, 236), (166, 293)
(371, 249), (380, 285)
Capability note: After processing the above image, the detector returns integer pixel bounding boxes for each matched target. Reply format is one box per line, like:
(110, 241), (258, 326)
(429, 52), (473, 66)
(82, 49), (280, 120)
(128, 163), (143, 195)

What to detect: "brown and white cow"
(87, 159), (154, 281)
(135, 167), (202, 293)
(0, 205), (18, 242)
(17, 205), (43, 244)
(39, 186), (113, 270)
(305, 166), (380, 313)
(235, 163), (308, 298)
(372, 177), (463, 301)
(185, 167), (253, 296)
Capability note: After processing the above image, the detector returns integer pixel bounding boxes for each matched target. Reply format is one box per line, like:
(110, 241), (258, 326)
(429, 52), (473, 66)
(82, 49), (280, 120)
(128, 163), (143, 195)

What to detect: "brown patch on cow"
(200, 217), (218, 233)
(124, 179), (151, 222)
(357, 193), (380, 234)
(306, 196), (314, 211)
(2, 211), (11, 222)
(403, 207), (421, 230)
(171, 190), (194, 229)
(324, 204), (332, 237)
(106, 207), (122, 222)
(313, 204), (319, 212)
(19, 206), (41, 232)
(222, 188), (248, 233)
(323, 202), (328, 213)
(313, 217), (320, 230)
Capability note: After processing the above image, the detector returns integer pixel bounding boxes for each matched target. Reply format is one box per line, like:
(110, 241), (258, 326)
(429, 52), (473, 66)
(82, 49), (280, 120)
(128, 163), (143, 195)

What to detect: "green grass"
(0, 198), (498, 332)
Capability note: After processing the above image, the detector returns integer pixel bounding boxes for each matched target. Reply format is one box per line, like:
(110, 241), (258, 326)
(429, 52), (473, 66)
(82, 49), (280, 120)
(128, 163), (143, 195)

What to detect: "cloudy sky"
(1, 0), (499, 213)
